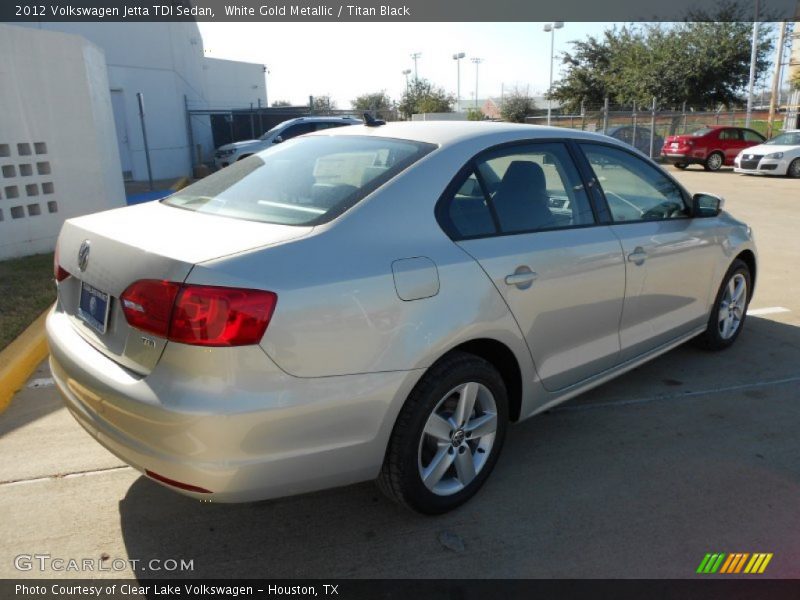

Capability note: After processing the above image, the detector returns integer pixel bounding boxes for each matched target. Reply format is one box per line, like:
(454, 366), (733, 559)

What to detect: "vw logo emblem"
(78, 240), (91, 272)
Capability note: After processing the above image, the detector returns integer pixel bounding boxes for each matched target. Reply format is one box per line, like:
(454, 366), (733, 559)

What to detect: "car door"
(442, 141), (626, 391)
(577, 142), (719, 361)
(719, 128), (746, 164)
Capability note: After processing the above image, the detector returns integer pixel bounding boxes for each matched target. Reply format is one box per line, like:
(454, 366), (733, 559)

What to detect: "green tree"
(399, 79), (454, 118)
(311, 95), (336, 114)
(351, 91), (393, 112)
(552, 17), (774, 112)
(466, 107), (484, 121)
(271, 100), (292, 107)
(500, 88), (537, 123)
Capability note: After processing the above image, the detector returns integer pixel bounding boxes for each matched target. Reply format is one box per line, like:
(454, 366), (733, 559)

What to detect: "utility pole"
(767, 21), (788, 138)
(410, 52), (422, 82)
(745, 0), (760, 128)
(471, 57), (483, 109)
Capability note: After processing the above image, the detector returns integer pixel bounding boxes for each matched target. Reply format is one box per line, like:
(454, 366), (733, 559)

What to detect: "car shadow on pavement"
(118, 316), (800, 579)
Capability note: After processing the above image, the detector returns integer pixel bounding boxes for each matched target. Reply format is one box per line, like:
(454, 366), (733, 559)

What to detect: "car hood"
(740, 143), (800, 156)
(216, 139), (265, 151)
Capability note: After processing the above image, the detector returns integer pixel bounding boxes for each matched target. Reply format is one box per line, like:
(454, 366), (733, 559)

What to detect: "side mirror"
(273, 136), (283, 144)
(692, 192), (724, 218)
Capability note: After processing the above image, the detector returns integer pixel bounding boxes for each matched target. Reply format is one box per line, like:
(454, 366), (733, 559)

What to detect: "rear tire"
(694, 259), (751, 351)
(704, 152), (724, 172)
(673, 163), (688, 170)
(378, 352), (508, 514)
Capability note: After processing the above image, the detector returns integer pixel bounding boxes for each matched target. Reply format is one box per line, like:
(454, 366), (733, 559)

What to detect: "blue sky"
(198, 22), (617, 107)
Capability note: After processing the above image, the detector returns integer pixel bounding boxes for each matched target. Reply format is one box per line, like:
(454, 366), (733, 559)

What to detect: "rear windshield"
(165, 136), (436, 225)
(689, 127), (714, 137)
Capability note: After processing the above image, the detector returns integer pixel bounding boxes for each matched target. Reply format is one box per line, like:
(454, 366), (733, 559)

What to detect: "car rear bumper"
(661, 152), (704, 165)
(46, 306), (419, 502)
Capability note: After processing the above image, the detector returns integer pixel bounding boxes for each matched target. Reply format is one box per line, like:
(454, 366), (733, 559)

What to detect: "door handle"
(627, 247), (647, 265)
(505, 267), (538, 289)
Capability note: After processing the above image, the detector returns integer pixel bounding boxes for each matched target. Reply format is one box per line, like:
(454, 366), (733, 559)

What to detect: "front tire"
(695, 259), (751, 350)
(787, 158), (800, 178)
(378, 352), (508, 514)
(704, 152), (724, 172)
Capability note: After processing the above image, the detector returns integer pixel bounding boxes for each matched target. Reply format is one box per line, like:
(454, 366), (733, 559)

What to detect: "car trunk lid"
(55, 201), (311, 375)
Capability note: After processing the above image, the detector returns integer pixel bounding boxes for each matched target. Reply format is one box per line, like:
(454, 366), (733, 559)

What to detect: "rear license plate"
(78, 281), (111, 334)
(671, 142), (679, 148)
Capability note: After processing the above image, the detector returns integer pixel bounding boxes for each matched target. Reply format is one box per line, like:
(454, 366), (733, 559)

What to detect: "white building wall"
(16, 22), (266, 182)
(0, 24), (126, 260)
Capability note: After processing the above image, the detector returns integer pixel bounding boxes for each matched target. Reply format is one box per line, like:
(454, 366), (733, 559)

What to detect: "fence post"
(580, 99), (586, 131)
(249, 103), (255, 138)
(136, 92), (154, 191)
(184, 94), (195, 170)
(257, 98), (263, 136)
(602, 97), (609, 134)
(649, 97), (656, 159)
(632, 101), (637, 150)
(682, 101), (687, 134)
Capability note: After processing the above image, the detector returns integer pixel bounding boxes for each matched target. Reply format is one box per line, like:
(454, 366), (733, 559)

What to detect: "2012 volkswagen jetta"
(47, 122), (756, 514)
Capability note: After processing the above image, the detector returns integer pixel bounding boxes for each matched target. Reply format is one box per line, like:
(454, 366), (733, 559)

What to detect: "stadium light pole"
(471, 57), (483, 109)
(402, 69), (411, 90)
(410, 52), (422, 82)
(453, 52), (466, 112)
(543, 21), (564, 126)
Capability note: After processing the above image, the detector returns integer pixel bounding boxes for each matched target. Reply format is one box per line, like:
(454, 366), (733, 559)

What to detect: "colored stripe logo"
(697, 553), (773, 574)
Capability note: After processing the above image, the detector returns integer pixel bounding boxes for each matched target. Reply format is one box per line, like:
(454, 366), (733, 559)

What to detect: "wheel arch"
(443, 338), (523, 422)
(735, 249), (757, 295)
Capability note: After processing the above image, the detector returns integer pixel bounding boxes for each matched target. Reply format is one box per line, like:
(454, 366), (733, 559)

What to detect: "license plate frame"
(77, 281), (111, 334)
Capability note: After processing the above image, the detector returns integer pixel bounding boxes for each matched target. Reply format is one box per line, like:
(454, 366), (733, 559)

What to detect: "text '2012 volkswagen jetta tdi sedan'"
(48, 122), (756, 514)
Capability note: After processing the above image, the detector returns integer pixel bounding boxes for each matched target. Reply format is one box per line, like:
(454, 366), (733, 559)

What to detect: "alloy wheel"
(707, 153), (723, 171)
(718, 273), (747, 340)
(417, 382), (498, 496)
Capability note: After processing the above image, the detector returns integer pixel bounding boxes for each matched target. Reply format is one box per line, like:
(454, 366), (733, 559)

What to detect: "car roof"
(309, 120), (626, 148)
(290, 116), (360, 123)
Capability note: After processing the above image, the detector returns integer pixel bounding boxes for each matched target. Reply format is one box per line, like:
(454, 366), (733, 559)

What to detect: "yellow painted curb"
(0, 308), (50, 415)
(170, 176), (190, 192)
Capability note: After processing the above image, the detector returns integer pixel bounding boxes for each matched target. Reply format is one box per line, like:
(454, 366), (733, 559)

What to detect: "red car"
(661, 126), (765, 171)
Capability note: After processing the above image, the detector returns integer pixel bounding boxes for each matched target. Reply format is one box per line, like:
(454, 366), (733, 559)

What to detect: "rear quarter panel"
(187, 142), (537, 385)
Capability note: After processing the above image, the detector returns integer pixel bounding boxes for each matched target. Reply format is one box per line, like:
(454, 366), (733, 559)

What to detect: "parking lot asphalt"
(1, 168), (798, 579)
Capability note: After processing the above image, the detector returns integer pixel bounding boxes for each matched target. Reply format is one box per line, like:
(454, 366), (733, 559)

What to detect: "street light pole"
(471, 57), (483, 109)
(543, 21), (564, 126)
(410, 52), (422, 82)
(453, 52), (465, 112)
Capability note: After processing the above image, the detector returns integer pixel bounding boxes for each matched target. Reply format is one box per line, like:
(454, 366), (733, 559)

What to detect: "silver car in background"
(48, 122), (756, 514)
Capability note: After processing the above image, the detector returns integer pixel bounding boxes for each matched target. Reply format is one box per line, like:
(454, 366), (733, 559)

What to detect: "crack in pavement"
(0, 465), (132, 487)
(555, 374), (800, 413)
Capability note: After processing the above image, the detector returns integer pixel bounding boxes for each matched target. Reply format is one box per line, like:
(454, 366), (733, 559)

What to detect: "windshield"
(164, 136), (436, 226)
(689, 127), (714, 137)
(258, 123), (285, 141)
(765, 132), (800, 146)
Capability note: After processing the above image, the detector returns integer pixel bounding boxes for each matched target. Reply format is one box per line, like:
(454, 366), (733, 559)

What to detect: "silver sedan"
(47, 122), (756, 514)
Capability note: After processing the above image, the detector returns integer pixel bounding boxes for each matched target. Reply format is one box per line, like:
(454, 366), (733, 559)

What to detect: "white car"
(213, 116), (361, 169)
(734, 130), (800, 177)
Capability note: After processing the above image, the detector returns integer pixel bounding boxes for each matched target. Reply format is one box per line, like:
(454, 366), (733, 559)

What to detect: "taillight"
(54, 244), (70, 282)
(170, 285), (277, 346)
(121, 280), (181, 338)
(120, 280), (277, 347)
